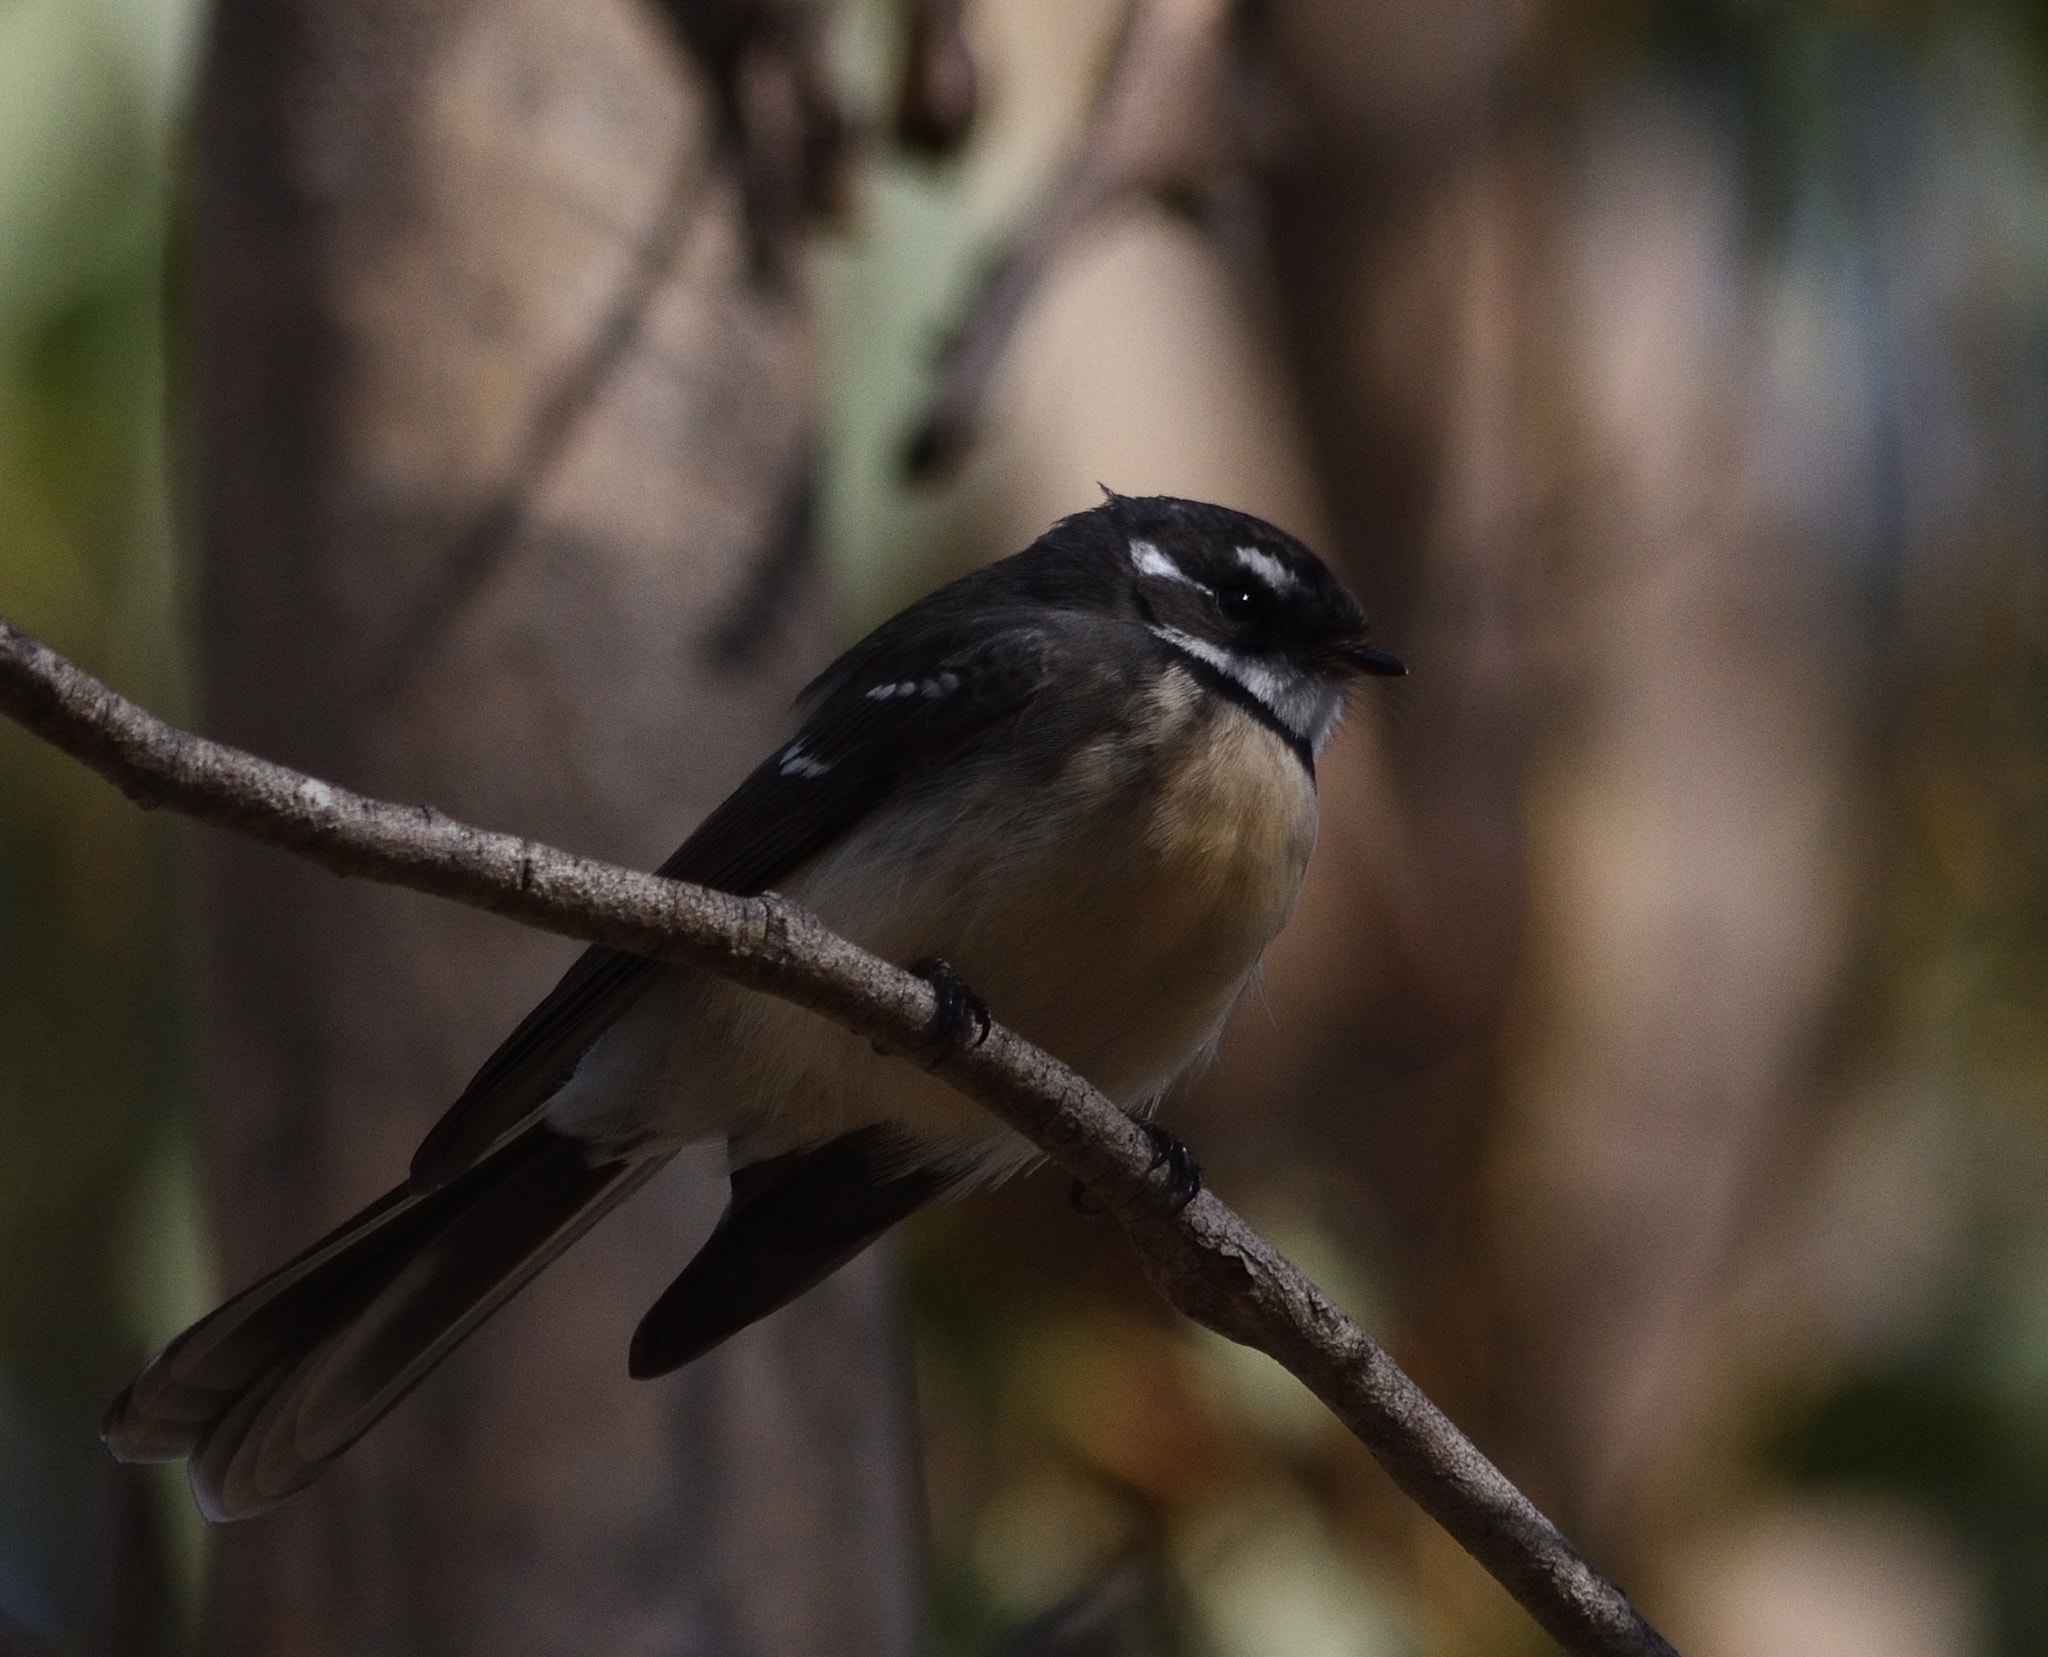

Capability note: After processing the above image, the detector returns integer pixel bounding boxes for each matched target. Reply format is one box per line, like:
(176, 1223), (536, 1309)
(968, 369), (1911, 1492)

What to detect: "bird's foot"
(904, 956), (991, 1067)
(1141, 1122), (1202, 1212)
(1069, 1122), (1203, 1218)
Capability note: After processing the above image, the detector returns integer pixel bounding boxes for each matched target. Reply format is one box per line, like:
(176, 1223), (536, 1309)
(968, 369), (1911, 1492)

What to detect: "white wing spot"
(920, 671), (961, 698)
(1130, 539), (1200, 588)
(1234, 545), (1299, 593)
(779, 744), (831, 779)
(865, 680), (918, 701)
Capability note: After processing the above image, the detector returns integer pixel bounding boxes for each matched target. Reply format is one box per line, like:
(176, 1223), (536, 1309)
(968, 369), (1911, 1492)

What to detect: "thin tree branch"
(0, 614), (1680, 1657)
(893, 0), (977, 158)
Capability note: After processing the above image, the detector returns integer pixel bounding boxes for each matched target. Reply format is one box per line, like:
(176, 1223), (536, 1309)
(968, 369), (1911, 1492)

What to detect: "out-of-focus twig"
(376, 0), (856, 701)
(371, 153), (709, 703)
(699, 443), (818, 669)
(0, 614), (1681, 1657)
(895, 0), (978, 155)
(990, 1557), (1154, 1657)
(904, 0), (1253, 480)
(650, 0), (854, 275)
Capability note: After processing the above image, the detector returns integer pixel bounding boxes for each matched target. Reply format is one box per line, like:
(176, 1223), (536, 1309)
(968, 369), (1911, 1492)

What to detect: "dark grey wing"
(628, 1129), (954, 1378)
(666, 617), (1055, 893)
(409, 625), (1054, 1190)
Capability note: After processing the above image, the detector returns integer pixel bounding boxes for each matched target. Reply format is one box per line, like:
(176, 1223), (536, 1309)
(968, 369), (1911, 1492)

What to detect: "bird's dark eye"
(1217, 584), (1261, 622)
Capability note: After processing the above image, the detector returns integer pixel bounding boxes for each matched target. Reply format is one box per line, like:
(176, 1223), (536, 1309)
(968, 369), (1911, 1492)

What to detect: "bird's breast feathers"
(550, 669), (1319, 1175)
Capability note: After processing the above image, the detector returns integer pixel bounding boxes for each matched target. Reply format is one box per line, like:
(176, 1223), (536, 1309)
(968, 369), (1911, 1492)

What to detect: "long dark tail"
(103, 1125), (664, 1522)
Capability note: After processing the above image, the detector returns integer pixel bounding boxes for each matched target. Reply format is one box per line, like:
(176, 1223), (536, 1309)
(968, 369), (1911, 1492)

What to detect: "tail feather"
(104, 1125), (665, 1522)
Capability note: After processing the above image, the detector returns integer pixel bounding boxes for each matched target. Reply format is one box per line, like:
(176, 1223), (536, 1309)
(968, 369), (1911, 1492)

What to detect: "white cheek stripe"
(1148, 624), (1344, 752)
(1149, 624), (1276, 703)
(1129, 539), (1201, 589)
(1235, 545), (1299, 593)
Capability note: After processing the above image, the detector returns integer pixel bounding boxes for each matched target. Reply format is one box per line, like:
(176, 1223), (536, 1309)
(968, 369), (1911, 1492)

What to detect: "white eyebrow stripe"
(1129, 539), (1201, 588)
(1234, 545), (1299, 592)
(1149, 623), (1345, 754)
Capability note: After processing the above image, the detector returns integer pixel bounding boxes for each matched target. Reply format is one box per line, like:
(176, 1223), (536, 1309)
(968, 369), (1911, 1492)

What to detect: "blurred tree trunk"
(189, 0), (923, 1652)
(1246, 0), (1859, 1599)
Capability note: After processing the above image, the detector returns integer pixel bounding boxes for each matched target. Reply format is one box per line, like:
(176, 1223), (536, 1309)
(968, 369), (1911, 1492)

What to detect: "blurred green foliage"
(1611, 9), (2048, 1656)
(0, 0), (201, 1647)
(1770, 560), (2048, 1650)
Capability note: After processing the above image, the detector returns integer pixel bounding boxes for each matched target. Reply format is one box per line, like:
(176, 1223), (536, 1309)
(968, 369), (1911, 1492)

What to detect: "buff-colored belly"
(551, 690), (1318, 1176)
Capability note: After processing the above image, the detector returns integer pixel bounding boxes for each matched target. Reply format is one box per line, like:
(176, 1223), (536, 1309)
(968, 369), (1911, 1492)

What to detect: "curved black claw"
(1141, 1122), (1202, 1213)
(907, 956), (991, 1066)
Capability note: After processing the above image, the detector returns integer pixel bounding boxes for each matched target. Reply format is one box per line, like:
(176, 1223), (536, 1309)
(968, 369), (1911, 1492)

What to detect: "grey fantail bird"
(103, 492), (1403, 1521)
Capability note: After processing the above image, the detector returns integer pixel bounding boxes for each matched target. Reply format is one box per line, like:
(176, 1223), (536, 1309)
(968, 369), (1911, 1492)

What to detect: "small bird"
(103, 493), (1402, 1520)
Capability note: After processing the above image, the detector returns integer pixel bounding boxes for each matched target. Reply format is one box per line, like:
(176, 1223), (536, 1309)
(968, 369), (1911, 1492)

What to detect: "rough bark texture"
(187, 2), (921, 1652)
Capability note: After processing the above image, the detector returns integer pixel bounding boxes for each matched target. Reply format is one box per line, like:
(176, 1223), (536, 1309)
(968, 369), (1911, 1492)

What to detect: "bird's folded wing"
(409, 625), (1054, 1189)
(628, 1128), (953, 1379)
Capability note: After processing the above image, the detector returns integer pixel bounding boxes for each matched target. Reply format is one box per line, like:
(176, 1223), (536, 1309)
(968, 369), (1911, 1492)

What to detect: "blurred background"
(4, 0), (2048, 1653)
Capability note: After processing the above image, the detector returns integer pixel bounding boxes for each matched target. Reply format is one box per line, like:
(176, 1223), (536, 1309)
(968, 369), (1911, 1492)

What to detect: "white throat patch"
(1148, 624), (1345, 754)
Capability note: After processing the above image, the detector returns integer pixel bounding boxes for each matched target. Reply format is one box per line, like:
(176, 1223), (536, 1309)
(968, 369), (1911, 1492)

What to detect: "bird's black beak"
(1341, 638), (1407, 677)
